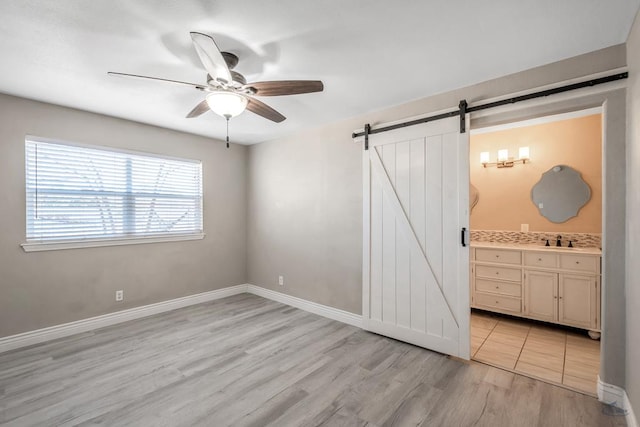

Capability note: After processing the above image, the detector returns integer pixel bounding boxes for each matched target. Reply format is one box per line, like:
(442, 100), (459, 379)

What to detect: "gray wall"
(0, 94), (248, 337)
(247, 120), (363, 313)
(247, 44), (625, 313)
(0, 36), (634, 401)
(626, 10), (640, 416)
(247, 44), (628, 384)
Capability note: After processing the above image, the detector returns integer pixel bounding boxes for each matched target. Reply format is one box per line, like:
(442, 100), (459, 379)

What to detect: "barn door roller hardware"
(353, 72), (627, 149)
(459, 99), (467, 134)
(364, 123), (371, 151)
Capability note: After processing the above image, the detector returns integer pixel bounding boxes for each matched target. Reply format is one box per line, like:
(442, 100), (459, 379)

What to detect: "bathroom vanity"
(470, 242), (601, 339)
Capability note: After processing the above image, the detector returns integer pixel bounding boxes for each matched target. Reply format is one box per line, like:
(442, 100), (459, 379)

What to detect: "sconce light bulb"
(480, 152), (490, 164)
(497, 149), (509, 162)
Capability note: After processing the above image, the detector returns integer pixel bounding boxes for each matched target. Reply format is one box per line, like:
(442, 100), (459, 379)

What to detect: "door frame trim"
(467, 79), (626, 390)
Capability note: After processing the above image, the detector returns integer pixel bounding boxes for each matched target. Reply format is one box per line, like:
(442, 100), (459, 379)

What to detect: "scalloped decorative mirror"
(531, 165), (591, 223)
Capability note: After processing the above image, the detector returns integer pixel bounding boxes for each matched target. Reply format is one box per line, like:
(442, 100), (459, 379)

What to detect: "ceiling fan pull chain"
(226, 116), (230, 148)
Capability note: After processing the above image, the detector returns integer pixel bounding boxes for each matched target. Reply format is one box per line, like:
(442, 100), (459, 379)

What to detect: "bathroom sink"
(470, 242), (601, 254)
(536, 246), (598, 253)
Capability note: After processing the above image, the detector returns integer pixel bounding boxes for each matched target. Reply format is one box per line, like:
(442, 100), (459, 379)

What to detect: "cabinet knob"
(495, 285), (499, 289)
(495, 301), (499, 304)
(576, 261), (580, 264)
(538, 258), (542, 261)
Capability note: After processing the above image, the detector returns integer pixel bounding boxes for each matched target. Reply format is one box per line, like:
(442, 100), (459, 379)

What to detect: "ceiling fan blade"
(108, 72), (205, 90)
(186, 99), (210, 118)
(190, 32), (232, 84)
(249, 80), (324, 96)
(246, 97), (286, 123)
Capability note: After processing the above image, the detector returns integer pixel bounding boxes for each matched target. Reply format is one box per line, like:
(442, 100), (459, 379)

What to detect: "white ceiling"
(1, 1), (638, 145)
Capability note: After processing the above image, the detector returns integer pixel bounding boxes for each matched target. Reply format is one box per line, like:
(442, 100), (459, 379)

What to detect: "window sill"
(21, 233), (205, 252)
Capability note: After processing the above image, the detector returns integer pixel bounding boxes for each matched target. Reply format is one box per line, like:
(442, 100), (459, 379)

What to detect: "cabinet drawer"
(474, 292), (521, 313)
(475, 265), (522, 282)
(560, 254), (599, 273)
(475, 278), (522, 297)
(524, 252), (558, 268)
(475, 248), (521, 265)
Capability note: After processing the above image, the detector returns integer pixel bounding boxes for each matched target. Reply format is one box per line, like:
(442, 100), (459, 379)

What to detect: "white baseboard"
(3, 283), (636, 424)
(626, 391), (639, 427)
(0, 283), (363, 355)
(598, 376), (638, 426)
(246, 284), (363, 328)
(0, 284), (248, 354)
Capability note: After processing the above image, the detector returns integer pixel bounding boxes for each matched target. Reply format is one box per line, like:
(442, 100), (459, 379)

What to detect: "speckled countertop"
(470, 241), (602, 255)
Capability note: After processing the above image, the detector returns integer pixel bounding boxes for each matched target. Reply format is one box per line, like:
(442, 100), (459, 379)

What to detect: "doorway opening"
(468, 107), (603, 395)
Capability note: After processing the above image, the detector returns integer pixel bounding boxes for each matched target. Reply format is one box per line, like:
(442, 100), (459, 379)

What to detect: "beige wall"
(0, 94), (248, 337)
(626, 8), (640, 418)
(470, 114), (602, 233)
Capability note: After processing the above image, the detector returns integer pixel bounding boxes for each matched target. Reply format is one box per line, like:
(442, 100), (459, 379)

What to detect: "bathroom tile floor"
(471, 310), (600, 395)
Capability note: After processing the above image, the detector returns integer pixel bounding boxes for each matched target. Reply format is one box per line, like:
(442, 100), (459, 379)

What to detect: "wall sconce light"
(481, 147), (530, 168)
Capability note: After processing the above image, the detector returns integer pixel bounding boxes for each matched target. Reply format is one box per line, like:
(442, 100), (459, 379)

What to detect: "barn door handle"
(461, 227), (469, 247)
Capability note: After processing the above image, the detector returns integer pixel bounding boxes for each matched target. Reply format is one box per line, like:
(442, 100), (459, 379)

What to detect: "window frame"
(22, 136), (205, 252)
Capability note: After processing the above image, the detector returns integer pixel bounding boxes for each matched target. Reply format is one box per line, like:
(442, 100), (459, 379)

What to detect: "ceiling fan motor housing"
(206, 70), (245, 87)
(221, 52), (239, 69)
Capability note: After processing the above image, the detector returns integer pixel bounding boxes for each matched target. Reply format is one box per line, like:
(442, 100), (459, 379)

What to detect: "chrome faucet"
(556, 235), (562, 247)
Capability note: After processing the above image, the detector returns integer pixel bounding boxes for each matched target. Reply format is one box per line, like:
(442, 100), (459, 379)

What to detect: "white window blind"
(25, 138), (203, 244)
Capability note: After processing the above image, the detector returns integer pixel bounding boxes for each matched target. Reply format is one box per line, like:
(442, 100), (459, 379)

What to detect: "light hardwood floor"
(0, 295), (624, 426)
(471, 310), (600, 395)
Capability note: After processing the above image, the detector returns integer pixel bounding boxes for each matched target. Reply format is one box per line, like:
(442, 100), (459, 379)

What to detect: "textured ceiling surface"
(1, 0), (638, 144)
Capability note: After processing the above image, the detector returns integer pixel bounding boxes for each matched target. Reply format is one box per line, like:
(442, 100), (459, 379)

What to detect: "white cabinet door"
(524, 270), (558, 322)
(559, 273), (598, 329)
(364, 116), (469, 359)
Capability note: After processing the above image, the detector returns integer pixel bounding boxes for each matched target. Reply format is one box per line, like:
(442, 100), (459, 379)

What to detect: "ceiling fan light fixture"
(205, 91), (247, 118)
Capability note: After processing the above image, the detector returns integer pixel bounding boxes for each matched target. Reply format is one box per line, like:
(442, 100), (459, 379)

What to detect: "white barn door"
(363, 116), (470, 359)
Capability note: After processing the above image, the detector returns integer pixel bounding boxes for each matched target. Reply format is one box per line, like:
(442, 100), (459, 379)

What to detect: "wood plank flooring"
(471, 310), (601, 395)
(0, 294), (624, 426)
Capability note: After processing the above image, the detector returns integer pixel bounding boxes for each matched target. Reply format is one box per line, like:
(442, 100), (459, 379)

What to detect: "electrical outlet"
(521, 223), (529, 232)
(115, 290), (124, 302)
(278, 275), (284, 286)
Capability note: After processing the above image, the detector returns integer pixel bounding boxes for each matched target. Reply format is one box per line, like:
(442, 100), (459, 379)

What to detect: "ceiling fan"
(108, 32), (324, 146)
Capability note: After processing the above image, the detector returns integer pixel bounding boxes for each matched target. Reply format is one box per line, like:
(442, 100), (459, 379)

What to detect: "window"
(24, 137), (203, 250)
